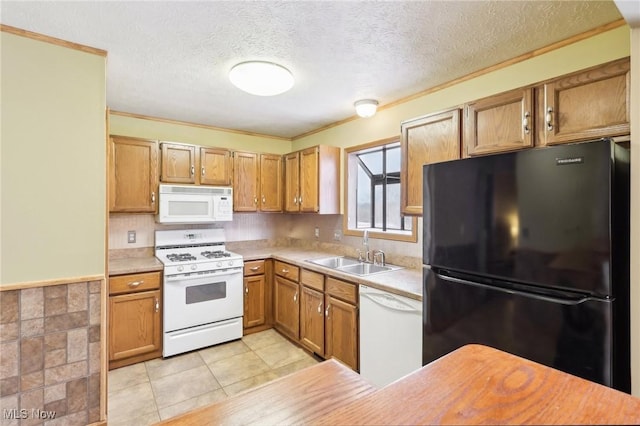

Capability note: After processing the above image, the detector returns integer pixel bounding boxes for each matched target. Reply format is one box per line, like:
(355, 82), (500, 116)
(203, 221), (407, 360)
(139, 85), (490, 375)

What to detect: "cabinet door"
(400, 109), (460, 216)
(325, 295), (358, 371)
(161, 142), (196, 183)
(109, 290), (161, 362)
(274, 276), (299, 341)
(284, 152), (300, 212)
(233, 151), (259, 212)
(260, 154), (283, 212)
(299, 147), (319, 212)
(541, 58), (630, 146)
(244, 275), (266, 329)
(200, 147), (232, 185)
(300, 286), (325, 355)
(109, 136), (159, 213)
(464, 88), (533, 157)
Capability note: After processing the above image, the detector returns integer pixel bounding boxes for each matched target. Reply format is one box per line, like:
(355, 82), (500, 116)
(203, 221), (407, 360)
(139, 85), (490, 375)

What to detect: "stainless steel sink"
(305, 256), (403, 276)
(306, 256), (361, 268)
(337, 263), (401, 276)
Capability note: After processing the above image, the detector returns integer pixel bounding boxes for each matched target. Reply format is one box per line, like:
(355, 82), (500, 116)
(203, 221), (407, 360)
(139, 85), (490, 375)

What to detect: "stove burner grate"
(201, 250), (231, 259)
(166, 253), (197, 262)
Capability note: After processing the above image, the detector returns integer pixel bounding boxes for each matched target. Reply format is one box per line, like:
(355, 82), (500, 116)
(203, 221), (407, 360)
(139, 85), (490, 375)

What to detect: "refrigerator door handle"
(436, 272), (596, 306)
(360, 291), (421, 313)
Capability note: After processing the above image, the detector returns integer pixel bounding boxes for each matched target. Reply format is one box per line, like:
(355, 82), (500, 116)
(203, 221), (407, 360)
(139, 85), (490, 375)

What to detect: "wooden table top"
(156, 344), (640, 425)
(321, 344), (640, 425)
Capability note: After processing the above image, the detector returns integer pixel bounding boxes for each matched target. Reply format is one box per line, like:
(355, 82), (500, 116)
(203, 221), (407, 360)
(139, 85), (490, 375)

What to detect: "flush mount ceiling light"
(354, 99), (379, 118)
(229, 61), (294, 96)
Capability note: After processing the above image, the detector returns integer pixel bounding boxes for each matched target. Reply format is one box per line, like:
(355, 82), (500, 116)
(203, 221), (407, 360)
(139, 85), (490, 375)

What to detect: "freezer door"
(422, 268), (626, 391)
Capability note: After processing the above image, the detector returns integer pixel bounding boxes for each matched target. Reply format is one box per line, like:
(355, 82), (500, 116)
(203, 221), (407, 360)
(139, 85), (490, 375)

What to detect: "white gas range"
(155, 229), (244, 357)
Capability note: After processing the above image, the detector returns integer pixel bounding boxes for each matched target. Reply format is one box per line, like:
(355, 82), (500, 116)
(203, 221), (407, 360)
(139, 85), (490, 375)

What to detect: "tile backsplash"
(108, 213), (422, 265)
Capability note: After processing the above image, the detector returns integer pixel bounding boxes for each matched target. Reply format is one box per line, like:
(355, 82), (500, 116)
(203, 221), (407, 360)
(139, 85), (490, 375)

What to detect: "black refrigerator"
(422, 138), (631, 392)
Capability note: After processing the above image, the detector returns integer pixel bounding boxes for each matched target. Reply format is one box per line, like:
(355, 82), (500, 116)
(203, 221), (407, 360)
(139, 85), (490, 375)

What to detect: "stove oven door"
(164, 268), (243, 333)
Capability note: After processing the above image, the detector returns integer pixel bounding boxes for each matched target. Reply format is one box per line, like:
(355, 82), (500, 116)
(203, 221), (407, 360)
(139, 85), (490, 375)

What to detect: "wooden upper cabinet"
(400, 109), (461, 216)
(284, 145), (340, 214)
(284, 152), (301, 212)
(464, 88), (534, 157)
(233, 151), (260, 211)
(259, 154), (283, 212)
(109, 136), (159, 213)
(537, 58), (630, 146)
(200, 147), (232, 185)
(160, 142), (196, 184)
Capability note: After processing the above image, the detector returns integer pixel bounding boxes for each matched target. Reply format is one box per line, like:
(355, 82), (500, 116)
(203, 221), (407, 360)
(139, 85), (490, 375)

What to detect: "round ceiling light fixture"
(354, 99), (379, 118)
(229, 61), (294, 96)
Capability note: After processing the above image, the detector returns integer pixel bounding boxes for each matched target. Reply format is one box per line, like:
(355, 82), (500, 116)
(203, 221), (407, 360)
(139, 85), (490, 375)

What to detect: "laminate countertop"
(234, 247), (423, 300)
(157, 344), (640, 425)
(108, 256), (163, 276)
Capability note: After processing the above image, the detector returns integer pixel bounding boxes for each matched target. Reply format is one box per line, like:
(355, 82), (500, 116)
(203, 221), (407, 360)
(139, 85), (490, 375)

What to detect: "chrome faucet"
(373, 250), (386, 266)
(358, 230), (372, 263)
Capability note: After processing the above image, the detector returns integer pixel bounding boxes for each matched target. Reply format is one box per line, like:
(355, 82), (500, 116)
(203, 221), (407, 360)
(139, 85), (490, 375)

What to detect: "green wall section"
(0, 33), (107, 285)
(109, 114), (293, 155)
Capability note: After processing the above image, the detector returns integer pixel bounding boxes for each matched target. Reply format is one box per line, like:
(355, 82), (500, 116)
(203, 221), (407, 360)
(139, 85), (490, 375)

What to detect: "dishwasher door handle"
(360, 292), (421, 313)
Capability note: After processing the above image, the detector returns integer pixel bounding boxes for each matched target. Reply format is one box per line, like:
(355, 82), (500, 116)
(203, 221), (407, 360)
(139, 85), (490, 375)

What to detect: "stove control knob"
(228, 260), (234, 267)
(177, 266), (184, 272)
(216, 261), (222, 268)
(191, 264), (197, 271)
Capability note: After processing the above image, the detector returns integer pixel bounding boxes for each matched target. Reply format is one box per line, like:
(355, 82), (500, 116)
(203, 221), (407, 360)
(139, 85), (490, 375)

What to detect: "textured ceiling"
(0, 1), (623, 139)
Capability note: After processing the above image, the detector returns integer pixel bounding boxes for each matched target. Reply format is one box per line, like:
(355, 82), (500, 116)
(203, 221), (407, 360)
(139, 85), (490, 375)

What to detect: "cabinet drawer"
(244, 260), (266, 276)
(110, 271), (161, 295)
(326, 277), (357, 304)
(274, 261), (299, 282)
(301, 269), (324, 291)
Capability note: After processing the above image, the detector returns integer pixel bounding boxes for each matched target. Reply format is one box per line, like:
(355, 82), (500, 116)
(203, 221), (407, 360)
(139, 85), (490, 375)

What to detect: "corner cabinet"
(108, 271), (162, 369)
(284, 145), (340, 214)
(400, 109), (461, 216)
(463, 88), (534, 157)
(109, 136), (159, 213)
(233, 151), (283, 212)
(536, 58), (630, 146)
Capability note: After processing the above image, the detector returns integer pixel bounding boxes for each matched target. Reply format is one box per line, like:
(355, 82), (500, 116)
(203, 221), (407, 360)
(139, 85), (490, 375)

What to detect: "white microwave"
(157, 184), (233, 224)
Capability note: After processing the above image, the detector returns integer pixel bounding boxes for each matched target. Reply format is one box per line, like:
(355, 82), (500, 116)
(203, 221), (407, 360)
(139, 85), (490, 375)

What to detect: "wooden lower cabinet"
(108, 271), (162, 370)
(244, 274), (266, 329)
(274, 275), (300, 341)
(325, 296), (358, 371)
(300, 286), (325, 355)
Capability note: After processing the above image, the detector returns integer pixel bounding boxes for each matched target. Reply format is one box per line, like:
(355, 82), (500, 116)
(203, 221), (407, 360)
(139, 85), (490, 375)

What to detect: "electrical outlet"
(127, 230), (136, 244)
(314, 227), (320, 238)
(333, 230), (342, 241)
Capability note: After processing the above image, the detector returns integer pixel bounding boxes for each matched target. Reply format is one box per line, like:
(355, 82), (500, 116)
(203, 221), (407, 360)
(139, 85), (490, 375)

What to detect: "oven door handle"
(164, 268), (243, 283)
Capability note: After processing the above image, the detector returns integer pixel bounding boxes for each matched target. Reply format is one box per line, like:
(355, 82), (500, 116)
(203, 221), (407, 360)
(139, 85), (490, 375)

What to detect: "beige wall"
(0, 32), (106, 285)
(109, 114), (292, 155)
(629, 26), (639, 397)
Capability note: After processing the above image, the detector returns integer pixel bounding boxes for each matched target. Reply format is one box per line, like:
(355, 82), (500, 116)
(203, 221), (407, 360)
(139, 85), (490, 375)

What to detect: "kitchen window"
(344, 137), (417, 242)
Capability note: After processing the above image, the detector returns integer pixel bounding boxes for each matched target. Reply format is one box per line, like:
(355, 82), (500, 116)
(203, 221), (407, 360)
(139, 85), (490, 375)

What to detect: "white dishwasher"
(359, 285), (423, 388)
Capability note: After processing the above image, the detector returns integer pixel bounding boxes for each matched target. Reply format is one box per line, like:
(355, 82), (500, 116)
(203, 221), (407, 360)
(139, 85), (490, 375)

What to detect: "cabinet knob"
(546, 107), (554, 131)
(262, 195), (266, 204)
(293, 196), (298, 205)
(154, 298), (159, 313)
(293, 291), (298, 303)
(317, 302), (323, 314)
(249, 266), (260, 272)
(191, 165), (195, 176)
(128, 280), (143, 288)
(151, 192), (156, 204)
(281, 269), (289, 274)
(325, 304), (330, 318)
(245, 286), (249, 295)
(201, 166), (205, 177)
(523, 111), (531, 134)
(254, 197), (258, 205)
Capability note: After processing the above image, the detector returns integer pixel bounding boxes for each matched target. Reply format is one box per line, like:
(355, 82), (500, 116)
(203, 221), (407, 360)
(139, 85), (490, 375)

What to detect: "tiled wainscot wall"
(0, 281), (102, 426)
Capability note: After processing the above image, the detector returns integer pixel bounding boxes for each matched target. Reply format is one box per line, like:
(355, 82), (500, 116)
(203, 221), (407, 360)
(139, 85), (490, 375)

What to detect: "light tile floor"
(107, 329), (320, 425)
